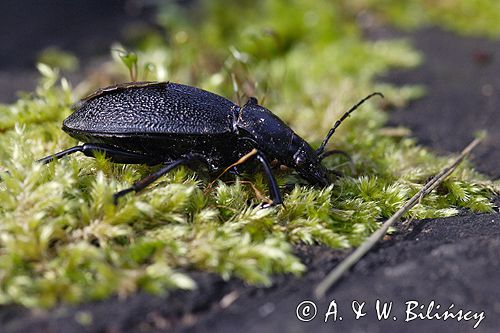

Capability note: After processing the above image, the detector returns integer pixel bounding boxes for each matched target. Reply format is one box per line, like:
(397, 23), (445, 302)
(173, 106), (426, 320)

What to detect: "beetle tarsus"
(260, 200), (287, 209)
(113, 188), (135, 205)
(260, 202), (273, 209)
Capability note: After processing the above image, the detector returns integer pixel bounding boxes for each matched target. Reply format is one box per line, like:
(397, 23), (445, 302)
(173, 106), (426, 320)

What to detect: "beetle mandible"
(38, 81), (382, 206)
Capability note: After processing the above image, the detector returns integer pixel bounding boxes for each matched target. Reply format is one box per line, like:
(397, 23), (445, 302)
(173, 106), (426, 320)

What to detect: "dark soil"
(0, 0), (155, 103)
(1, 3), (499, 333)
(384, 27), (500, 179)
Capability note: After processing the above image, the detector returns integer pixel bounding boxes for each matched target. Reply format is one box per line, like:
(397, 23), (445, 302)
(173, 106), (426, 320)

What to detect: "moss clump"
(0, 0), (497, 308)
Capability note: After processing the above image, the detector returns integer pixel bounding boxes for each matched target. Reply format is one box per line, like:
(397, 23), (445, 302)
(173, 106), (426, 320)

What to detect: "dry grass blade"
(314, 137), (484, 299)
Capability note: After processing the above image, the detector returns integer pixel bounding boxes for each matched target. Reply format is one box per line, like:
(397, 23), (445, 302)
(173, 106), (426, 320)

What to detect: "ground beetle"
(38, 81), (382, 206)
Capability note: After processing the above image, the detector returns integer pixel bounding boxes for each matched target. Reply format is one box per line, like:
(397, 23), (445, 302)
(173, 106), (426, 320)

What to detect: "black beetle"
(38, 81), (382, 206)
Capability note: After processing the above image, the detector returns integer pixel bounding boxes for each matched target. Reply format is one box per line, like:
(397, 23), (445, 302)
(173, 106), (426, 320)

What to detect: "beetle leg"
(113, 157), (192, 204)
(38, 144), (152, 164)
(318, 149), (351, 161)
(80, 144), (152, 164)
(320, 149), (355, 175)
(255, 151), (283, 207)
(37, 146), (85, 164)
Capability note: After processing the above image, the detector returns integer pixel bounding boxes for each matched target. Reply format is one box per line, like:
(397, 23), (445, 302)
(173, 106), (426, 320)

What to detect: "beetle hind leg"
(113, 156), (196, 204)
(37, 146), (84, 164)
(38, 143), (152, 164)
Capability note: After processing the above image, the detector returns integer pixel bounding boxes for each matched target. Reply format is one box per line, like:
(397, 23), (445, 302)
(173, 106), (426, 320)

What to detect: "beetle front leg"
(255, 151), (283, 207)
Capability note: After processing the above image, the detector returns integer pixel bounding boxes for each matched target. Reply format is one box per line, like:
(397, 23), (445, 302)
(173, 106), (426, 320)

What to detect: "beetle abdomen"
(63, 82), (238, 136)
(65, 131), (242, 171)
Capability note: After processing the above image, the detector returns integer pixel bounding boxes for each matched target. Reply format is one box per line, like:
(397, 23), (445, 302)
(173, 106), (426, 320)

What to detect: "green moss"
(37, 48), (79, 72)
(348, 0), (500, 38)
(0, 0), (497, 308)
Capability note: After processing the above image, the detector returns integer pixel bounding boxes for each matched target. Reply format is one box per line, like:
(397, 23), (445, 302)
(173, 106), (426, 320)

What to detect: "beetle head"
(289, 134), (330, 186)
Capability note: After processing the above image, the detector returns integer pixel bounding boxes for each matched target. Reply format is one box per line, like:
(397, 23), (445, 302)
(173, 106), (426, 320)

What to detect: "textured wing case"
(63, 82), (237, 135)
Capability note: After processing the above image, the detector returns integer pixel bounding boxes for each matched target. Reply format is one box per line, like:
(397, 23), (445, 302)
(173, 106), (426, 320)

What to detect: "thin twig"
(205, 149), (258, 192)
(314, 137), (483, 299)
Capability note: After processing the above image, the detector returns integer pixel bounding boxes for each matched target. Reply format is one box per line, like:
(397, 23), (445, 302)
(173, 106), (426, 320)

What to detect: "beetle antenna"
(316, 92), (384, 156)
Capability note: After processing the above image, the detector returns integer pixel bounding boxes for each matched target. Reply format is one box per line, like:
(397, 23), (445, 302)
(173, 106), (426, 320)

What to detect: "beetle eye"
(293, 150), (306, 166)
